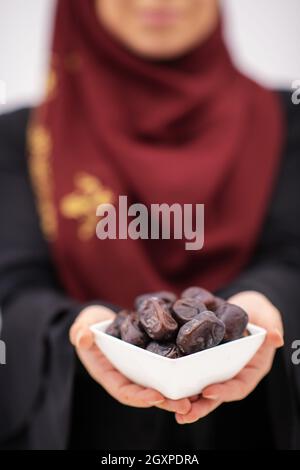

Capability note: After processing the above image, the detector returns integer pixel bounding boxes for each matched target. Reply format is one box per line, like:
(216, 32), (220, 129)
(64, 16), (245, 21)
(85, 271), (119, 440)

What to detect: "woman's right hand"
(69, 305), (192, 416)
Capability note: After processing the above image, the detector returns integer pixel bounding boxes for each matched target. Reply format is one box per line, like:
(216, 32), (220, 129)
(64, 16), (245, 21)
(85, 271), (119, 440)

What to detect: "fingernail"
(148, 399), (165, 405)
(76, 331), (84, 348)
(275, 329), (284, 345)
(176, 416), (187, 425)
(177, 416), (193, 425)
(175, 407), (186, 415)
(177, 419), (187, 424)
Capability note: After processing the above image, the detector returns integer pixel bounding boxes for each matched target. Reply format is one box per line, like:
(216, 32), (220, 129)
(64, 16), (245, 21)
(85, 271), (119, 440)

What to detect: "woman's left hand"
(176, 291), (284, 425)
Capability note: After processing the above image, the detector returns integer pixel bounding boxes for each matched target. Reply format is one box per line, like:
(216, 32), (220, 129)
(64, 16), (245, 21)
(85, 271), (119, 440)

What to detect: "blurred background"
(0, 0), (300, 113)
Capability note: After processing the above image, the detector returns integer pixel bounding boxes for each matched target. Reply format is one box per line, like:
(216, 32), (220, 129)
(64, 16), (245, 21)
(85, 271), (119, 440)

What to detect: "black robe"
(0, 92), (299, 450)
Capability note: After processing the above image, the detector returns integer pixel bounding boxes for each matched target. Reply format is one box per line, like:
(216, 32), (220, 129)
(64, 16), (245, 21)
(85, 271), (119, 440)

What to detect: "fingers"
(69, 320), (93, 349)
(76, 344), (167, 408)
(70, 305), (116, 348)
(72, 308), (193, 413)
(72, 295), (283, 417)
(202, 354), (273, 402)
(175, 398), (221, 424)
(105, 367), (190, 412)
(189, 395), (199, 403)
(73, 329), (95, 350)
(227, 292), (284, 338)
(203, 375), (254, 402)
(71, 298), (284, 419)
(201, 330), (282, 403)
(156, 398), (192, 415)
(76, 342), (193, 413)
(117, 383), (165, 408)
(266, 329), (284, 348)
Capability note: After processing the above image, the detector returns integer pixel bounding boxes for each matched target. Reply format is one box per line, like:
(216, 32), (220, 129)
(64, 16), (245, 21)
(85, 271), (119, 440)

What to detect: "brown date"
(146, 341), (181, 359)
(176, 311), (225, 355)
(106, 287), (249, 357)
(215, 303), (248, 341)
(210, 296), (226, 312)
(181, 286), (217, 310)
(139, 298), (178, 341)
(135, 291), (177, 311)
(106, 310), (130, 338)
(120, 312), (149, 348)
(172, 298), (206, 325)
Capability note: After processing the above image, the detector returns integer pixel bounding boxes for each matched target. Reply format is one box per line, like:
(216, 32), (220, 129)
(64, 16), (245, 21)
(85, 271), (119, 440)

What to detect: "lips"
(139, 8), (180, 27)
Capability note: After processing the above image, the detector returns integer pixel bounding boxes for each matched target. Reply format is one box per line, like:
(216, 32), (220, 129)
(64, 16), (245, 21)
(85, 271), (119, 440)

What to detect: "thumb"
(70, 305), (116, 348)
(265, 328), (284, 349)
(76, 329), (95, 350)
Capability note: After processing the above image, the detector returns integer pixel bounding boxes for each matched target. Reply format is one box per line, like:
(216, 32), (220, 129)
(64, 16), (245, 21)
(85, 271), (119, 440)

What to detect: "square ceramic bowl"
(90, 320), (266, 400)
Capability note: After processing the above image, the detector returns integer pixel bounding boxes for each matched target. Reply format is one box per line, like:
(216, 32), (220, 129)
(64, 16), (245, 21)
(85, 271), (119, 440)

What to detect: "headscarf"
(28, 0), (284, 307)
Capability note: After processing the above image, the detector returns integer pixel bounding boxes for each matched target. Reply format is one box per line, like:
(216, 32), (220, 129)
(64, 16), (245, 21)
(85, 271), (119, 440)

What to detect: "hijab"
(28, 0), (284, 307)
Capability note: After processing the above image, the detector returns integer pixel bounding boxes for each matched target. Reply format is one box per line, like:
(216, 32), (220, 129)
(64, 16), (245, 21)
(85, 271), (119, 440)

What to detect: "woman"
(0, 0), (299, 450)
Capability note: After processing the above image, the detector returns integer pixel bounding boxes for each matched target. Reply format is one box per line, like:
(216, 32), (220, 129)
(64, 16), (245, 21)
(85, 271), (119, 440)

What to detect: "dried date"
(146, 341), (181, 359)
(139, 298), (178, 341)
(215, 303), (248, 341)
(172, 298), (206, 325)
(120, 313), (149, 348)
(176, 311), (225, 355)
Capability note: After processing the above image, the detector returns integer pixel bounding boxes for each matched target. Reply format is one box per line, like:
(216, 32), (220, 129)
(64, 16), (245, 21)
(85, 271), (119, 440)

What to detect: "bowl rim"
(90, 320), (267, 363)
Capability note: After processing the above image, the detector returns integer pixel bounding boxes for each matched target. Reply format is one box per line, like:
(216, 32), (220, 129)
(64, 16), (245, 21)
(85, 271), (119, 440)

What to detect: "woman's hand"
(69, 305), (192, 415)
(175, 291), (284, 425)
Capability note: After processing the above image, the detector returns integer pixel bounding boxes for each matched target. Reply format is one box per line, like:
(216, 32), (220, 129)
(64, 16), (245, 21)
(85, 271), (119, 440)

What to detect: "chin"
(126, 39), (193, 61)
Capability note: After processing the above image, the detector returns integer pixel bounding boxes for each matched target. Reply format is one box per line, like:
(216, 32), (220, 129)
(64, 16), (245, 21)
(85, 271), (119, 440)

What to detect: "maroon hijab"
(28, 0), (284, 308)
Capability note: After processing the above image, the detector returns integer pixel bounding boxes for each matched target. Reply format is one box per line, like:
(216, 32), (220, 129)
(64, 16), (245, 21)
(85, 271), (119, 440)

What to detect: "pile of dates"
(106, 287), (249, 358)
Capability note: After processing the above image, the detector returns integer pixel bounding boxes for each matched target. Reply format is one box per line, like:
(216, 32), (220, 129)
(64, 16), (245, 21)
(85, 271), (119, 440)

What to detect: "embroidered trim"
(27, 124), (58, 241)
(60, 172), (114, 241)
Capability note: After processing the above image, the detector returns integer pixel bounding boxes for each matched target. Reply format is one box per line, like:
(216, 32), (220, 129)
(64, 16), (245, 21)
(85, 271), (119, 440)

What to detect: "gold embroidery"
(60, 173), (114, 241)
(27, 125), (57, 241)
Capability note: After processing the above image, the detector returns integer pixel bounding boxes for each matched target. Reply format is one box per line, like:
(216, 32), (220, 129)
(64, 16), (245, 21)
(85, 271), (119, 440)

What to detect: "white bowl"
(90, 320), (266, 400)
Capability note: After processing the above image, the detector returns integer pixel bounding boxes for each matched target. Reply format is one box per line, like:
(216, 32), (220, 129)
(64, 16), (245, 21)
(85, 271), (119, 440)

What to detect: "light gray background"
(0, 0), (300, 112)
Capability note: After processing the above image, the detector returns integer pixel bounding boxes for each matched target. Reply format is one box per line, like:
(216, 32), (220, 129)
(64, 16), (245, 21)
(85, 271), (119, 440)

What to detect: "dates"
(135, 291), (177, 311)
(105, 285), (249, 358)
(172, 298), (206, 325)
(120, 313), (149, 348)
(211, 296), (226, 312)
(181, 286), (217, 310)
(106, 310), (130, 338)
(146, 341), (181, 359)
(215, 303), (248, 341)
(139, 299), (178, 341)
(176, 311), (225, 355)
